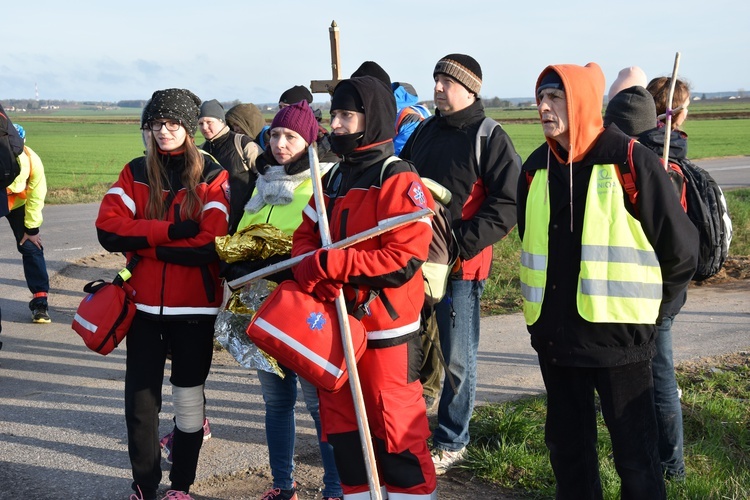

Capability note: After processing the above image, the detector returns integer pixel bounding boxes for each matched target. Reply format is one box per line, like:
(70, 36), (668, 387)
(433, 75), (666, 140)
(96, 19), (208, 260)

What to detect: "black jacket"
(400, 100), (519, 265)
(517, 124), (698, 367)
(201, 128), (258, 233)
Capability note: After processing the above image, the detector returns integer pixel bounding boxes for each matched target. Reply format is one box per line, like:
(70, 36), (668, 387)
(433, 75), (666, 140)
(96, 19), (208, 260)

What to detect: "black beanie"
(330, 80), (365, 113)
(279, 85), (313, 105)
(433, 54), (482, 95)
(604, 86), (658, 137)
(351, 61), (391, 87)
(143, 88), (201, 135)
(537, 72), (564, 96)
(199, 99), (226, 122)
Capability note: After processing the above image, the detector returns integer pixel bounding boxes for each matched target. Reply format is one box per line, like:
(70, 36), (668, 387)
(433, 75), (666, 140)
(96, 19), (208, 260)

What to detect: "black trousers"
(124, 314), (214, 496)
(538, 357), (666, 500)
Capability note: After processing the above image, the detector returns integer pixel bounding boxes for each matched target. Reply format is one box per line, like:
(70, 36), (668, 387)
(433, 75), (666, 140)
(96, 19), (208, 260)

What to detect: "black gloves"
(168, 220), (200, 240)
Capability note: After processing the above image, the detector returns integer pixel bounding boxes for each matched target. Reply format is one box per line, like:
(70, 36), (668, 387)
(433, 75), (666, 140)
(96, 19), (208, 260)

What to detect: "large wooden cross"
(310, 21), (342, 95)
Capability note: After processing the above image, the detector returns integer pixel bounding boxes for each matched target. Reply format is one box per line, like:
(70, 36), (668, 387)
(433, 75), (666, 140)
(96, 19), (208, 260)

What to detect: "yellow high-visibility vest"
(520, 164), (662, 325)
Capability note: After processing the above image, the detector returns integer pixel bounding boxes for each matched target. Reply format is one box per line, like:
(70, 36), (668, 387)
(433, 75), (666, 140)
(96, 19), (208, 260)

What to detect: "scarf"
(244, 165), (311, 213)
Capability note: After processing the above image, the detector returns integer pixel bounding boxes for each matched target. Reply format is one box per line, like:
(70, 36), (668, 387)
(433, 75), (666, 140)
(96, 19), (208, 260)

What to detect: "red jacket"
(96, 153), (230, 319)
(292, 154), (433, 347)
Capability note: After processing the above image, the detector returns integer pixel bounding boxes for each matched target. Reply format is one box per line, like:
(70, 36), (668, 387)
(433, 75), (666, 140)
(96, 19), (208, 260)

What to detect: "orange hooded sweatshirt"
(535, 63), (605, 165)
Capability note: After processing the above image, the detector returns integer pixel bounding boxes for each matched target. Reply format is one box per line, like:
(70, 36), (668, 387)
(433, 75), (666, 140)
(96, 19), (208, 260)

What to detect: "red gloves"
(313, 280), (343, 302)
(294, 250), (328, 293)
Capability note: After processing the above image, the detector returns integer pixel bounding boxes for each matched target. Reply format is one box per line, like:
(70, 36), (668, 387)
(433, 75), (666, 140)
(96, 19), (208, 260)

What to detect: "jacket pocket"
(379, 381), (431, 454)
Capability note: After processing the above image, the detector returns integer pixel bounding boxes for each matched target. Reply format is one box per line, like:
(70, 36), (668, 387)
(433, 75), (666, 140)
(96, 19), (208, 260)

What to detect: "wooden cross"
(310, 21), (342, 95)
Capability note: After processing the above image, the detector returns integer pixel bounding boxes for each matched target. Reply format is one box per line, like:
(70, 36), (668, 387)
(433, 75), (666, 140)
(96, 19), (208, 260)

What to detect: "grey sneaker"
(31, 306), (51, 324)
(431, 446), (466, 475)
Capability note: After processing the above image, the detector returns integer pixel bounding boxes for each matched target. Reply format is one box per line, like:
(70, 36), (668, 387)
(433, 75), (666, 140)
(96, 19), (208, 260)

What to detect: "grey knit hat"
(199, 99), (226, 122)
(604, 85), (658, 137)
(143, 88), (202, 135)
(433, 53), (482, 95)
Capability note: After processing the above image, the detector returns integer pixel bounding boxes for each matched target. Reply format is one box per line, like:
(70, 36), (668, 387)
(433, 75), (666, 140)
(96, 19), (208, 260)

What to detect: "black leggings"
(124, 314), (214, 495)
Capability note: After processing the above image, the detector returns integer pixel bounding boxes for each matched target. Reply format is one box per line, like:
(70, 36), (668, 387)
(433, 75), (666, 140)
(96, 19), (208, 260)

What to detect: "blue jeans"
(539, 357), (665, 500)
(6, 205), (49, 307)
(432, 278), (485, 451)
(258, 365), (342, 498)
(653, 315), (685, 478)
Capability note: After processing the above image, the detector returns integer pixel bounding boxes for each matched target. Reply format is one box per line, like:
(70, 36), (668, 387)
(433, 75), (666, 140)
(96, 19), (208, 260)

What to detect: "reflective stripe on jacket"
(521, 164), (662, 325)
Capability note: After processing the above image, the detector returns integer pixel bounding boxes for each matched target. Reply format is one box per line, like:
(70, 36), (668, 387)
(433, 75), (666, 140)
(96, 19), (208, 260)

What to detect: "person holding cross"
(222, 100), (343, 500)
(292, 75), (438, 499)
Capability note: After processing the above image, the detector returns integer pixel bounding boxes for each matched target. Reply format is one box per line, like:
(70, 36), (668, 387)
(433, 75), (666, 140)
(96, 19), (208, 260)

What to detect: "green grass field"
(8, 100), (749, 203)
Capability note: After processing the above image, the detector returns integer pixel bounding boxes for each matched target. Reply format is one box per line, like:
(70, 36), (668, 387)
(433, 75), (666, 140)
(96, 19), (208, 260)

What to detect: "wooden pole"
(311, 20), (343, 94)
(308, 145), (383, 499)
(329, 20), (341, 82)
(227, 209), (432, 289)
(662, 52), (681, 168)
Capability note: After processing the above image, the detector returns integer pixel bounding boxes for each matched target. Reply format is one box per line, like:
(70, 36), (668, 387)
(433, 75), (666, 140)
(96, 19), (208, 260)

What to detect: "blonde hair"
(145, 134), (204, 221)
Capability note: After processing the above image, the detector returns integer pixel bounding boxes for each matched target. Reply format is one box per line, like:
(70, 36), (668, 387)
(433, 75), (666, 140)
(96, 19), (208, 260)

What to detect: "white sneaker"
(431, 446), (466, 475)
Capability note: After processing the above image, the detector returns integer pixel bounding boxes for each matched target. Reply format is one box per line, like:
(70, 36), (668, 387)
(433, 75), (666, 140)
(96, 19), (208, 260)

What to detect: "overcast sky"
(2, 0), (747, 104)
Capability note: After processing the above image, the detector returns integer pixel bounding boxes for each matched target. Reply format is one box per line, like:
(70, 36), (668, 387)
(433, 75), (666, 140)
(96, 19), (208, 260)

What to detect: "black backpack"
(0, 106), (23, 188)
(677, 159), (733, 280)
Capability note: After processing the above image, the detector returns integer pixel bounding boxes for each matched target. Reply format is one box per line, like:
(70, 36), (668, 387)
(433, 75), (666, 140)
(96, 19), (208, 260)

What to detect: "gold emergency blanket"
(215, 223), (292, 263)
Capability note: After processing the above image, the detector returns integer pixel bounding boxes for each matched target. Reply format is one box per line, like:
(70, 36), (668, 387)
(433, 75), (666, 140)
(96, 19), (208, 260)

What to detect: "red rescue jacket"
(96, 152), (230, 319)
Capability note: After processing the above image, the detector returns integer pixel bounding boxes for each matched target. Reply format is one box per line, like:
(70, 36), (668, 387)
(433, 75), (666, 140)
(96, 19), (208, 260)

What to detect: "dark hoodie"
(292, 75), (434, 346)
(518, 63), (698, 368)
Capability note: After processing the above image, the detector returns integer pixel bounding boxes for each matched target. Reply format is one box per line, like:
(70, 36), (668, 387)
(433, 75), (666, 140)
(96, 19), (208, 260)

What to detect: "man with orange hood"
(517, 63), (698, 498)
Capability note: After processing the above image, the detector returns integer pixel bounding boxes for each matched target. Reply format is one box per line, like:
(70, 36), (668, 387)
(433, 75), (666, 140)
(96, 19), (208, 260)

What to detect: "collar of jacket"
(338, 140), (394, 170)
(435, 99), (485, 129)
(638, 125), (688, 161)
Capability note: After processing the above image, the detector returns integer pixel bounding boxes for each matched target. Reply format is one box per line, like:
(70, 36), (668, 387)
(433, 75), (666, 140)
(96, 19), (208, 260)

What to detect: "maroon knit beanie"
(270, 100), (318, 146)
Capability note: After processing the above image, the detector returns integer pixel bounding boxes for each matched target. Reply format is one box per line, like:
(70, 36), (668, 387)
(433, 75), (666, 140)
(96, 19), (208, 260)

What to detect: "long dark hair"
(144, 133), (204, 221)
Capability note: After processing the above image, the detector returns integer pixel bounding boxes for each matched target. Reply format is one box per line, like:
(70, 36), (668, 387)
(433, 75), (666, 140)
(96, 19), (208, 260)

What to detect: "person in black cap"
(96, 88), (230, 500)
(291, 75), (437, 499)
(400, 53), (521, 475)
(518, 63), (697, 498)
(197, 99), (262, 234)
(605, 81), (689, 483)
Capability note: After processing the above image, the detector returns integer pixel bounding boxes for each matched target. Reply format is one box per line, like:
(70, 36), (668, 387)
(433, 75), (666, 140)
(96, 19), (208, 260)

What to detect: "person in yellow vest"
(517, 63), (698, 499)
(5, 124), (51, 323)
(221, 100), (343, 500)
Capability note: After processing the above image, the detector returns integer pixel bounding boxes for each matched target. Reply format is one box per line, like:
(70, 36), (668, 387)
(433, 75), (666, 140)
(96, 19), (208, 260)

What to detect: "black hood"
(638, 125), (688, 162)
(337, 75), (396, 147)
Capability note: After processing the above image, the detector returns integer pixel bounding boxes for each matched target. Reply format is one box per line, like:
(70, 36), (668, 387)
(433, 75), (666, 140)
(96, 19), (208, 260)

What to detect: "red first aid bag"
(72, 258), (139, 355)
(246, 280), (366, 392)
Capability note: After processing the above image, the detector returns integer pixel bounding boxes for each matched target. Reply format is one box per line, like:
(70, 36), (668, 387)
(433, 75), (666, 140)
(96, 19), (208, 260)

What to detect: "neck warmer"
(245, 165), (311, 213)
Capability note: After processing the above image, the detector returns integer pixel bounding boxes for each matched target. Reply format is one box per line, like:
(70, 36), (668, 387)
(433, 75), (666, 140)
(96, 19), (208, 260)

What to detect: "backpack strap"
(378, 156), (403, 186)
(475, 117), (500, 168)
(233, 133), (250, 170)
(614, 138), (638, 209)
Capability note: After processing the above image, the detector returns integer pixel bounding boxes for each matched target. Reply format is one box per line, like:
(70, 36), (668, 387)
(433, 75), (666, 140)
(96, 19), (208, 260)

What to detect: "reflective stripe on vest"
(578, 163), (661, 323)
(519, 169), (550, 324)
(520, 164), (662, 326)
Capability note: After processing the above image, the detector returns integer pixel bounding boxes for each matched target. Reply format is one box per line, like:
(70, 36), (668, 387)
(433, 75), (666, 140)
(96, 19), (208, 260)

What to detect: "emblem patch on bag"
(307, 311), (327, 331)
(407, 181), (427, 208)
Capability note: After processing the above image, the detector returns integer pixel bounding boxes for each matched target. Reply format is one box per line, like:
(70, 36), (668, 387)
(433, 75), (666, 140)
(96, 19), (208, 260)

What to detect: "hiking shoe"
(161, 491), (193, 500)
(431, 446), (466, 475)
(31, 306), (51, 324)
(202, 417), (212, 440)
(160, 431), (174, 464)
(260, 483), (298, 500)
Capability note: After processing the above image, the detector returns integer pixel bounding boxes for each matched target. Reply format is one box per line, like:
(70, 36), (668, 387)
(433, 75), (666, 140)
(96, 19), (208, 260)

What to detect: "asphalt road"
(0, 156), (748, 499)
